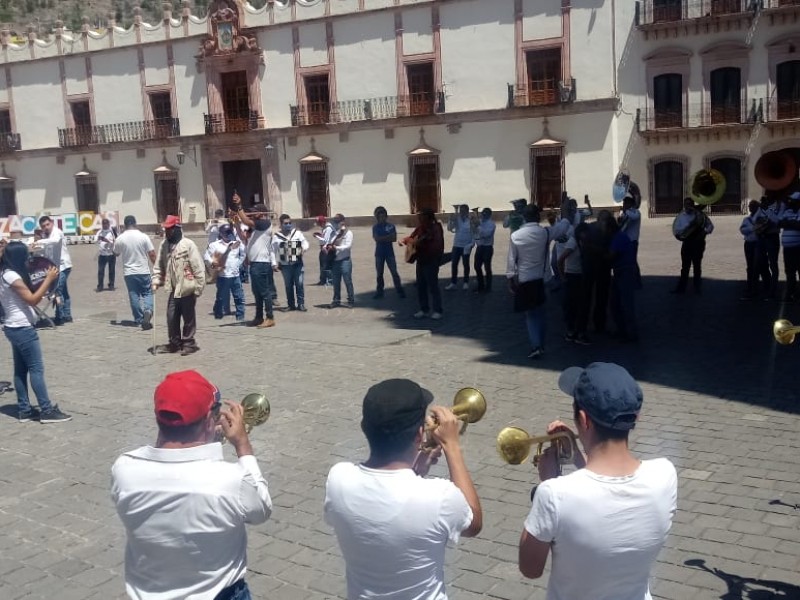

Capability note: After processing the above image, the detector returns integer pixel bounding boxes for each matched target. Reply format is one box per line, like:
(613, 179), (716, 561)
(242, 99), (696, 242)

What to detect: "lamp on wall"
(177, 145), (197, 166)
(265, 138), (286, 160)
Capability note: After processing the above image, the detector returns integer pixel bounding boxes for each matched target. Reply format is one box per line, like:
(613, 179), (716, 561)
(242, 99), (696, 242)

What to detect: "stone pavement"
(1, 215), (799, 600)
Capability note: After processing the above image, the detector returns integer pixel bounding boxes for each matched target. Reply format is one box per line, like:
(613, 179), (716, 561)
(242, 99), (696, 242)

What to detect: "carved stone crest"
(198, 0), (260, 58)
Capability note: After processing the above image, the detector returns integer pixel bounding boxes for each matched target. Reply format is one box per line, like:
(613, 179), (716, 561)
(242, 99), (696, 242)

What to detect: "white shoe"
(444, 283), (457, 291)
(413, 311), (429, 319)
(462, 283), (469, 291)
(431, 312), (443, 320)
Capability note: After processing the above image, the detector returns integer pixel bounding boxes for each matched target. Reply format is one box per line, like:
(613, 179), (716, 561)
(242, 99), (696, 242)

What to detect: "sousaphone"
(690, 168), (726, 206)
(612, 170), (642, 208)
(755, 151), (797, 191)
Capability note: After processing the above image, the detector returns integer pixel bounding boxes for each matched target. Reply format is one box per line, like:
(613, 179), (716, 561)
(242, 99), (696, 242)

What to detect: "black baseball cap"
(558, 362), (643, 431)
(362, 379), (433, 438)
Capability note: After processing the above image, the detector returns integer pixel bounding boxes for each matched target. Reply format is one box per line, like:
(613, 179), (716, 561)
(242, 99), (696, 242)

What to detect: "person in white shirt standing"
(328, 213), (355, 308)
(272, 213), (310, 312)
(557, 223), (590, 345)
(506, 204), (570, 359)
(36, 215), (73, 326)
(205, 224), (247, 321)
(445, 204), (475, 291)
(618, 195), (642, 286)
(324, 379), (482, 600)
(474, 208), (496, 293)
(518, 362), (677, 600)
(111, 370), (272, 600)
(113, 216), (156, 330)
(95, 218), (117, 292)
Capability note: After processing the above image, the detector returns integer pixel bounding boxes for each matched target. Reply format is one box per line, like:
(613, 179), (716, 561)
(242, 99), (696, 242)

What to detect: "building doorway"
(222, 159), (264, 210)
(530, 148), (563, 209)
(300, 162), (330, 218)
(155, 176), (180, 223)
(409, 157), (441, 214)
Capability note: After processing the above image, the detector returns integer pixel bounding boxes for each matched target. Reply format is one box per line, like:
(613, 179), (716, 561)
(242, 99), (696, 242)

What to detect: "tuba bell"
(612, 170), (642, 209)
(755, 151), (797, 192)
(219, 393), (270, 443)
(690, 168), (726, 206)
(496, 426), (577, 474)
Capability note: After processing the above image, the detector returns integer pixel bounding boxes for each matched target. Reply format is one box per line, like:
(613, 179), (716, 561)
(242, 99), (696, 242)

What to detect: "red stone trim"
(4, 67), (16, 134)
(515, 0), (571, 93)
(394, 12), (404, 98)
(326, 21), (338, 106)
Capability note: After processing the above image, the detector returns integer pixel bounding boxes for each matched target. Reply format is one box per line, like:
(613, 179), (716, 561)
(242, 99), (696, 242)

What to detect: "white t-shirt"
(0, 271), (37, 328)
(246, 229), (275, 263)
(324, 462), (473, 600)
(113, 229), (155, 276)
(525, 458), (677, 600)
(557, 236), (582, 275)
(39, 226), (72, 270)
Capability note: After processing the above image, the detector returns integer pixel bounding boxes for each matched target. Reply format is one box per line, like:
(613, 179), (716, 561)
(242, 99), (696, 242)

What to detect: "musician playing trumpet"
(518, 363), (676, 600)
(324, 379), (482, 599)
(671, 198), (714, 294)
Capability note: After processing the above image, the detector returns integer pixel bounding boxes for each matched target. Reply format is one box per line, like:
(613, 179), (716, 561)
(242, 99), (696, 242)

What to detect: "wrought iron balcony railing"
(635, 0), (758, 26)
(636, 99), (762, 132)
(507, 78), (577, 108)
(204, 111), (262, 134)
(766, 98), (800, 121)
(764, 0), (800, 9)
(290, 93), (445, 127)
(58, 119), (180, 148)
(0, 132), (21, 153)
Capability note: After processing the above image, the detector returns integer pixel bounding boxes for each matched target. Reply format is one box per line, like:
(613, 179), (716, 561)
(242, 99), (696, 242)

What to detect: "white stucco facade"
(0, 0), (794, 227)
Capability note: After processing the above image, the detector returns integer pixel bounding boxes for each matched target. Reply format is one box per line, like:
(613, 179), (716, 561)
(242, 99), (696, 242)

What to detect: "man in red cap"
(152, 215), (206, 355)
(111, 370), (272, 600)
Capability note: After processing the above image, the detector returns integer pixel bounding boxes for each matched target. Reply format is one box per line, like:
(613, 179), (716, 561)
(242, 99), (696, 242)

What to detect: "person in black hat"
(504, 198), (527, 233)
(324, 379), (482, 599)
(518, 363), (677, 600)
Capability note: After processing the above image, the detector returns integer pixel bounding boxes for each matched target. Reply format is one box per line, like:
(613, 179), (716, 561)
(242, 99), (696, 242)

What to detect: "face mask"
(255, 219), (270, 231)
(165, 228), (182, 244)
(282, 223), (293, 232)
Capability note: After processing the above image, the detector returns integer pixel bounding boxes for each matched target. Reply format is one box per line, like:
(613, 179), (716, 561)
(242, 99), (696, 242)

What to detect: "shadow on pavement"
(684, 558), (800, 599)
(347, 271), (800, 414)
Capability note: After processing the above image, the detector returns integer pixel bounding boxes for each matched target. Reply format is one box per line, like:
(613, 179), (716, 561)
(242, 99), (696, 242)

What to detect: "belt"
(214, 579), (247, 600)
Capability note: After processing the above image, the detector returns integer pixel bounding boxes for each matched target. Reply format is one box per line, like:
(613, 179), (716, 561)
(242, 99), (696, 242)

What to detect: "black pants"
(98, 255), (116, 288)
(784, 246), (800, 299)
(319, 250), (334, 285)
(763, 234), (780, 295)
(584, 262), (611, 332)
(744, 241), (771, 297)
(474, 246), (494, 291)
(676, 239), (706, 292)
(563, 273), (589, 336)
(450, 246), (471, 284)
(416, 261), (442, 313)
(167, 293), (197, 349)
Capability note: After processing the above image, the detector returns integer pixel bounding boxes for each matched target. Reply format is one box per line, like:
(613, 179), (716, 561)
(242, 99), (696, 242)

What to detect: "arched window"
(649, 157), (686, 216)
(776, 60), (800, 120)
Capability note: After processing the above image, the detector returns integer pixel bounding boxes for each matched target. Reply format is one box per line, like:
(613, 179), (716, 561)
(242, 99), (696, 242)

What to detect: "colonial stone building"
(0, 0), (797, 227)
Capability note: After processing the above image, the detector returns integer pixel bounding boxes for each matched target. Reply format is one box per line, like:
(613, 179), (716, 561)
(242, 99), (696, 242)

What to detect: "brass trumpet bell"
(496, 426), (576, 467)
(451, 387), (487, 426)
(773, 319), (800, 345)
(241, 392), (271, 433)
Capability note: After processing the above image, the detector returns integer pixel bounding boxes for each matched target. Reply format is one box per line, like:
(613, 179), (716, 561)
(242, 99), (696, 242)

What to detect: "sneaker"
(462, 283), (469, 291)
(574, 334), (592, 346)
(430, 312), (443, 320)
(40, 406), (72, 424)
(413, 311), (429, 319)
(298, 305), (307, 312)
(181, 346), (200, 356)
(564, 333), (576, 343)
(141, 310), (153, 331)
(18, 407), (40, 423)
(445, 283), (457, 291)
(527, 347), (544, 359)
(257, 318), (276, 328)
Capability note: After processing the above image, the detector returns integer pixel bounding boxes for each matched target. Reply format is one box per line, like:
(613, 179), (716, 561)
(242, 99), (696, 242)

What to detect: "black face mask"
(166, 228), (182, 244)
(254, 219), (270, 231)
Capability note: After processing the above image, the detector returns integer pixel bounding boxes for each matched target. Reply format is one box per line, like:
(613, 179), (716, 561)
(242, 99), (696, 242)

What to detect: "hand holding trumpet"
(536, 420), (586, 481)
(216, 400), (254, 457)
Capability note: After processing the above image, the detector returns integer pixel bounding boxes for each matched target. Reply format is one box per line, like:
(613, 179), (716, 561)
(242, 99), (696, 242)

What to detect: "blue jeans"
(250, 262), (274, 321)
(4, 326), (53, 413)
(375, 253), (403, 294)
(98, 255), (116, 288)
(280, 262), (305, 308)
(55, 268), (71, 320)
(215, 580), (251, 600)
(332, 258), (354, 304)
(450, 246), (472, 284)
(124, 274), (154, 324)
(215, 276), (246, 319)
(525, 304), (546, 350)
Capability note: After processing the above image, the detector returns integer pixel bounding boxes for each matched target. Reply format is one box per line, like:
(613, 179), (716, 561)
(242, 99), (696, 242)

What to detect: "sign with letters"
(0, 211), (119, 237)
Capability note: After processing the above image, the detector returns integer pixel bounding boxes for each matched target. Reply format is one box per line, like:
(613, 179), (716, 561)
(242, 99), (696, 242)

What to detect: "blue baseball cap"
(558, 363), (643, 431)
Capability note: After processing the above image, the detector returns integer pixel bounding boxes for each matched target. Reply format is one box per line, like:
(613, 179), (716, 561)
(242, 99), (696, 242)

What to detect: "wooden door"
(301, 164), (330, 218)
(156, 177), (180, 223)
(410, 159), (441, 214)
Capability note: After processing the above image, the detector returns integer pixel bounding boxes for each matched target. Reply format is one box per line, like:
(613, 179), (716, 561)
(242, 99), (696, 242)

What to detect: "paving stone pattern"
(1, 216), (799, 599)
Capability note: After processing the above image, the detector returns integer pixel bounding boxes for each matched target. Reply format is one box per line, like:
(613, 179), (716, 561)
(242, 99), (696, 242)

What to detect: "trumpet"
(219, 392), (271, 443)
(412, 388), (487, 474)
(496, 426), (577, 475)
(774, 319), (800, 345)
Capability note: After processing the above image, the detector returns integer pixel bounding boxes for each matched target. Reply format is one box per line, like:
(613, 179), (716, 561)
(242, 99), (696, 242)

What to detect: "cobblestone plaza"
(1, 216), (799, 600)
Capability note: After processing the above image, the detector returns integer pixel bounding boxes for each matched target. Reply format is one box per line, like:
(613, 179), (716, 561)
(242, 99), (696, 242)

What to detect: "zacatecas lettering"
(1, 212), (119, 236)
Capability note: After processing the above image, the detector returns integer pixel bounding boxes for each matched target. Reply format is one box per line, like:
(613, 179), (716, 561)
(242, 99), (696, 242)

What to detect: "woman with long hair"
(0, 241), (71, 423)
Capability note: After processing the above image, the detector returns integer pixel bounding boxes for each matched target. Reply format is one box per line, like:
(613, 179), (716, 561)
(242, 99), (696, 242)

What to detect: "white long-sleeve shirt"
(37, 226), (72, 270)
(506, 219), (570, 283)
(205, 240), (246, 278)
(111, 443), (272, 600)
(334, 229), (354, 261)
